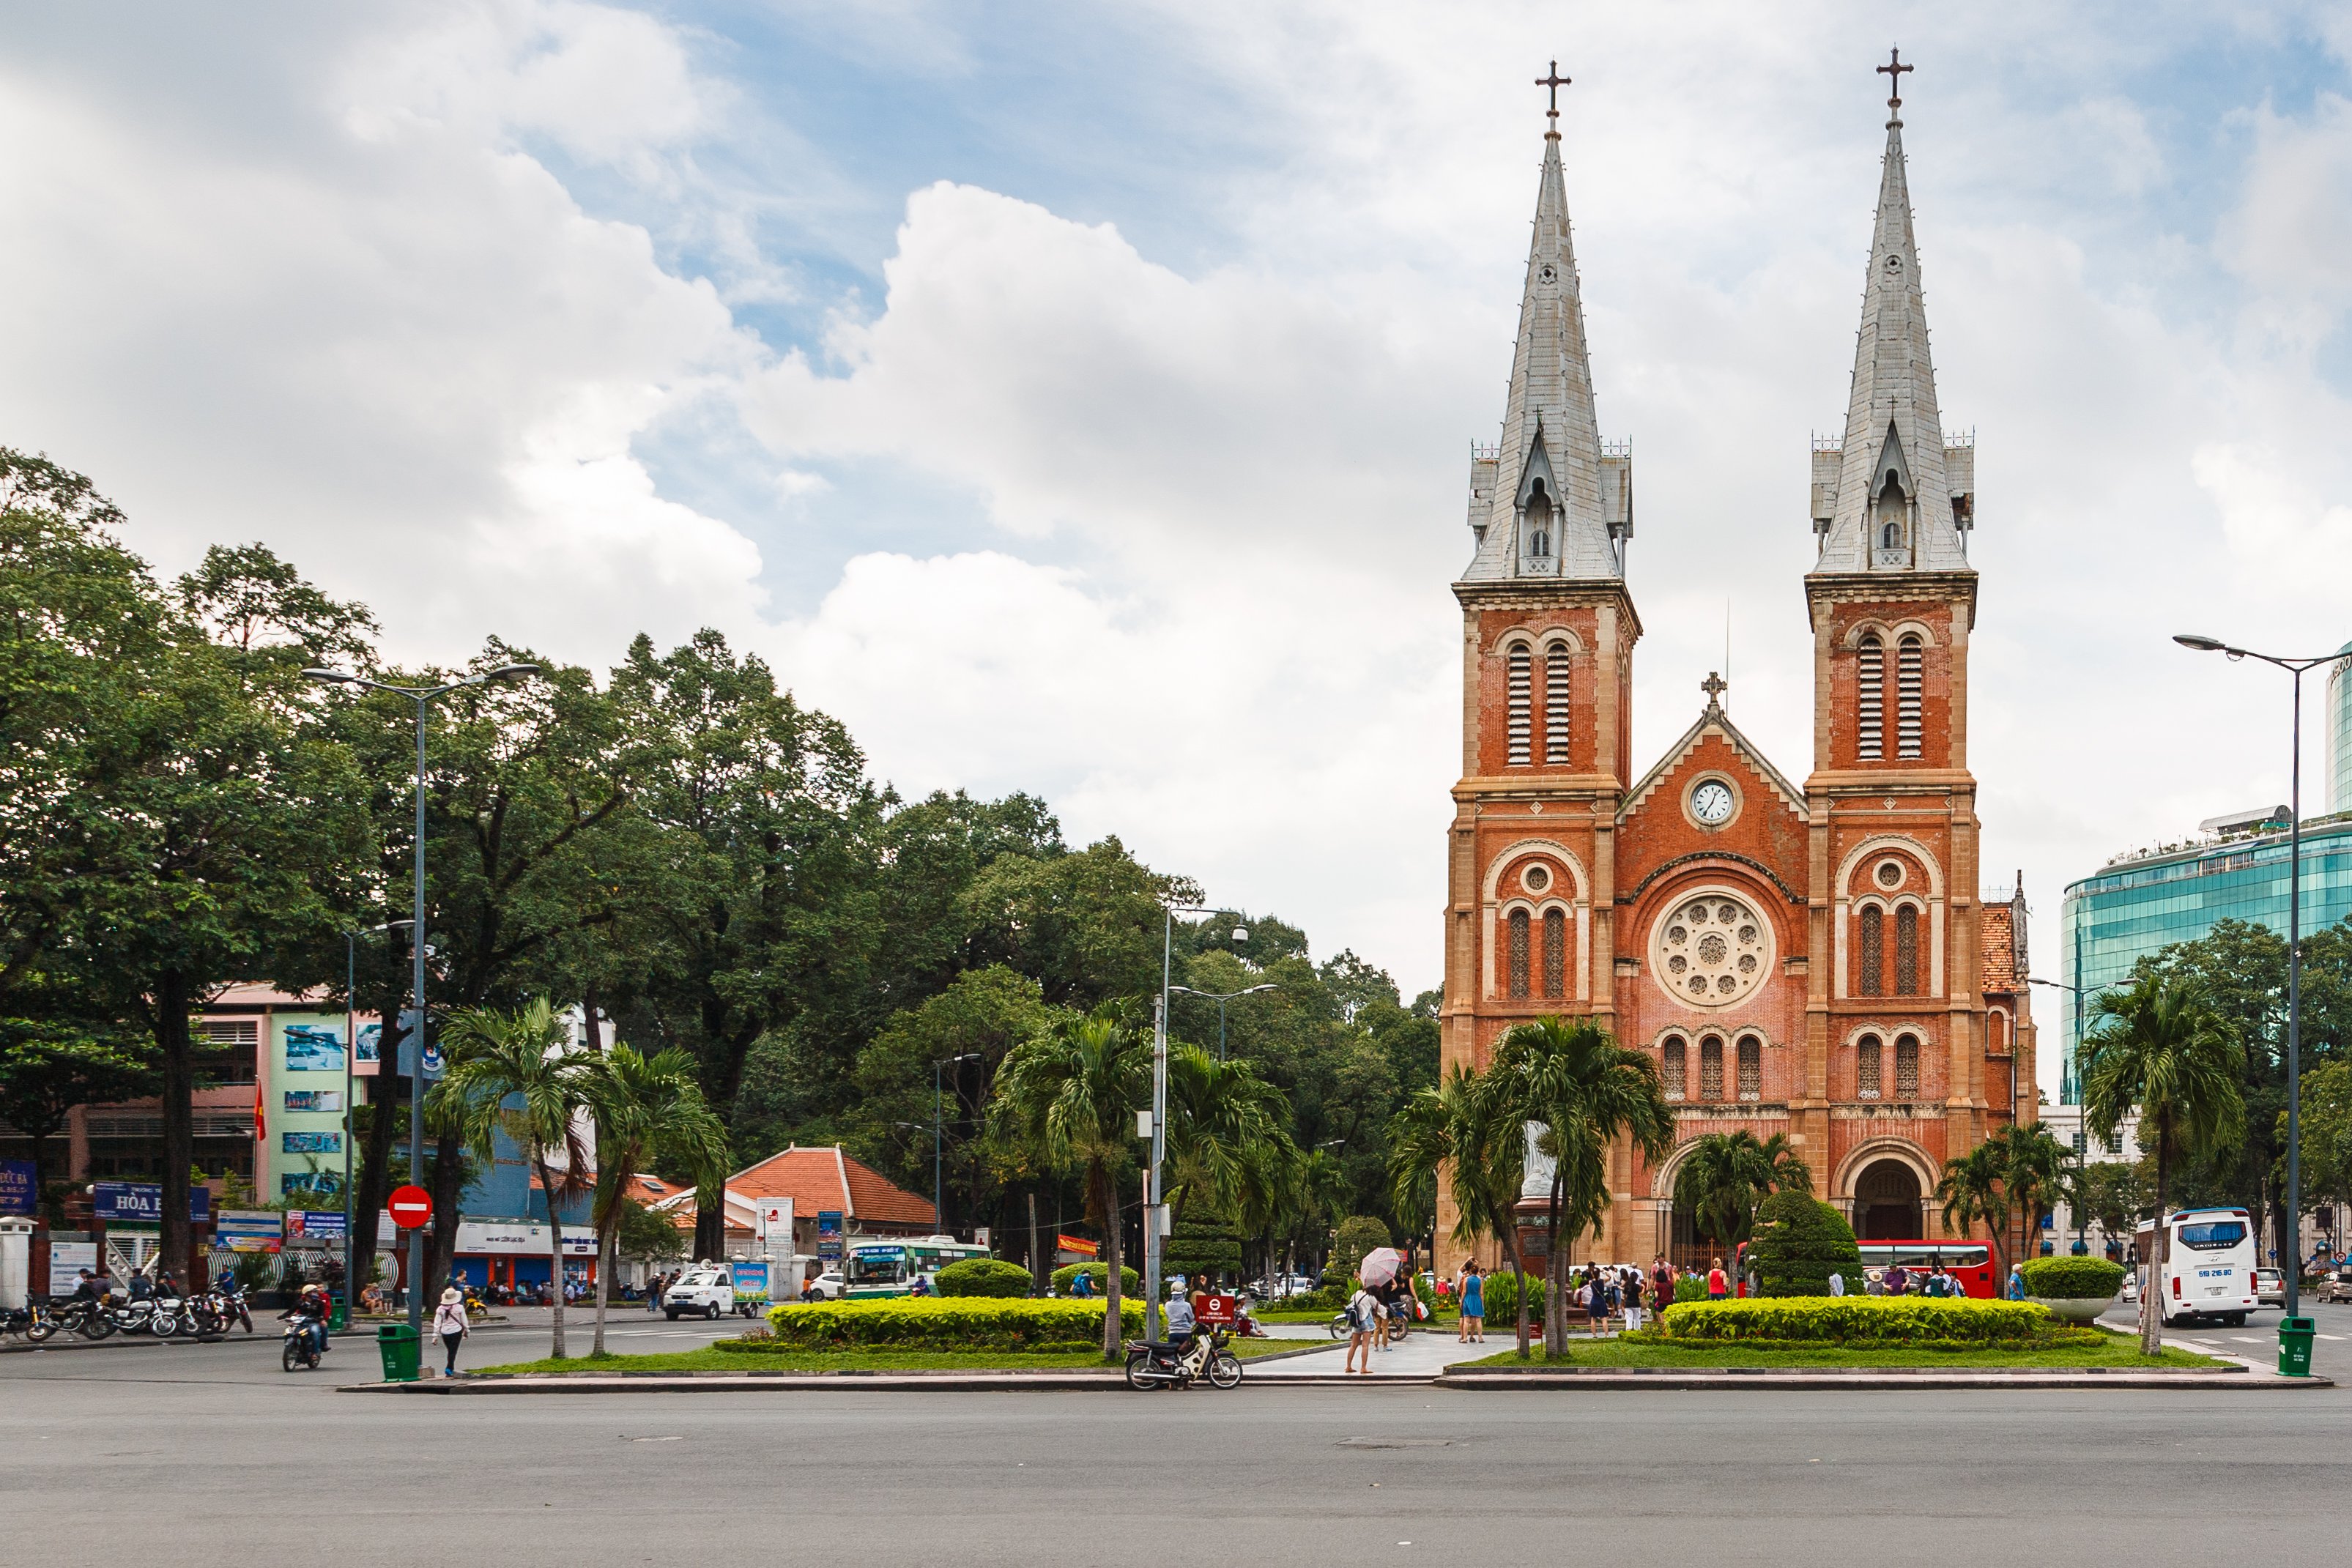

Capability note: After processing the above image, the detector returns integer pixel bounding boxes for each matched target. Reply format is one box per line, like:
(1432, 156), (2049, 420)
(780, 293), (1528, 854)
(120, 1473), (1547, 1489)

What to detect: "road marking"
(2232, 1337), (2266, 1344)
(2319, 1334), (2347, 1342)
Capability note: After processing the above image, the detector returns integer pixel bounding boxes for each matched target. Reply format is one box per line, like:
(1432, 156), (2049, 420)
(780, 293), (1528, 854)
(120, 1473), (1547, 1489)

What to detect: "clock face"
(1691, 781), (1735, 825)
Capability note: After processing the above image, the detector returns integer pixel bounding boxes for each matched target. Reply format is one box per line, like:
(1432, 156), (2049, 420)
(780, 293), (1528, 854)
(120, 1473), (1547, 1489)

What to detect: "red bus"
(1732, 1240), (1997, 1298)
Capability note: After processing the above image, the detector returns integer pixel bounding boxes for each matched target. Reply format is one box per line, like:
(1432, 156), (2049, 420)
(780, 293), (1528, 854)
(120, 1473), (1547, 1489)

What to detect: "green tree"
(960, 839), (1195, 1007)
(579, 1041), (730, 1356)
(1672, 1130), (1811, 1262)
(992, 1002), (1150, 1358)
(1985, 1121), (2074, 1266)
(1748, 1191), (1863, 1296)
(0, 1022), (156, 1218)
(1493, 1017), (1673, 1357)
(1934, 1142), (2011, 1278)
(2078, 972), (2247, 1351)
(1388, 1062), (1535, 1355)
(1164, 1044), (1295, 1224)
(432, 999), (592, 1359)
(615, 1197), (688, 1267)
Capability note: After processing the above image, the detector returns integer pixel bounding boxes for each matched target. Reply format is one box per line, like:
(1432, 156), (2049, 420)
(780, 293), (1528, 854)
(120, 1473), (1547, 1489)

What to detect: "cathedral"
(1436, 60), (2037, 1274)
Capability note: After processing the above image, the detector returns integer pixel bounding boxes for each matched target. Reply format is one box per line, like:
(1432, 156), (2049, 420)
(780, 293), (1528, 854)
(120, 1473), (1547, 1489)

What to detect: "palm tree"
(1672, 1130), (1812, 1267)
(1984, 1122), (2074, 1274)
(1491, 1017), (1673, 1358)
(1164, 1044), (1295, 1223)
(579, 1042), (732, 1357)
(2079, 972), (2245, 1350)
(992, 1003), (1151, 1359)
(1389, 1062), (1535, 1356)
(431, 998), (590, 1359)
(1935, 1142), (2011, 1279)
(1756, 1132), (1814, 1195)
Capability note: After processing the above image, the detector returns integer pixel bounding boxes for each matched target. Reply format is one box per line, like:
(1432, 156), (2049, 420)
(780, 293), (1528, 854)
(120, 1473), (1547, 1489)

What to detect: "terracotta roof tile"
(727, 1145), (935, 1230)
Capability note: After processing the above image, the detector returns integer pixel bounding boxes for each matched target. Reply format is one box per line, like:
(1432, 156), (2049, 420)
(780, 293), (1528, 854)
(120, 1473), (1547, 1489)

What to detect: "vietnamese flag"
(253, 1079), (266, 1142)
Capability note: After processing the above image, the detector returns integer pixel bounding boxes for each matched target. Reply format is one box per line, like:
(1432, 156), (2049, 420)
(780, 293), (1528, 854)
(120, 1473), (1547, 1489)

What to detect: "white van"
(2139, 1208), (2260, 1328)
(662, 1266), (735, 1320)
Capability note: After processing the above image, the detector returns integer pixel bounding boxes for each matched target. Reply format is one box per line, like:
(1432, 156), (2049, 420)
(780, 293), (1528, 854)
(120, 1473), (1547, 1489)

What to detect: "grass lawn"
(1447, 1331), (2227, 1372)
(472, 1336), (1306, 1376)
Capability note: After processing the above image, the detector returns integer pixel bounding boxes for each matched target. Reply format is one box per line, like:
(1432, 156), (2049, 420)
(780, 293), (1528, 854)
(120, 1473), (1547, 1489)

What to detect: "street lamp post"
(2028, 977), (2091, 1255)
(932, 1053), (981, 1236)
(305, 661), (537, 1334)
(1151, 904), (1250, 1342)
(1168, 983), (1277, 1062)
(2173, 633), (2352, 1342)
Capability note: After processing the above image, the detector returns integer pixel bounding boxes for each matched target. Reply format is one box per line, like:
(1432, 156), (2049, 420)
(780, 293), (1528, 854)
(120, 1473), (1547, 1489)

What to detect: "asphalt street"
(5, 1322), (2351, 1564)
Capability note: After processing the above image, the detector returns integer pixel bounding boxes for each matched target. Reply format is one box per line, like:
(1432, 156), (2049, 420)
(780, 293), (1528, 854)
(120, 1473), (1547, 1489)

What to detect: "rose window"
(1650, 890), (1773, 1008)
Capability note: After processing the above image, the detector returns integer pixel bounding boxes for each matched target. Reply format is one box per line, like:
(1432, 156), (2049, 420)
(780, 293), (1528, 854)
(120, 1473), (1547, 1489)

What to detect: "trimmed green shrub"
(765, 1297), (1143, 1350)
(1331, 1216), (1392, 1281)
(1673, 1274), (1712, 1304)
(1658, 1297), (2051, 1344)
(1469, 1268), (1546, 1324)
(1748, 1192), (1864, 1297)
(1048, 1262), (1139, 1297)
(1294, 1279), (1348, 1310)
(2019, 1256), (2126, 1301)
(1163, 1213), (1244, 1282)
(934, 1258), (1034, 1298)
(1620, 1325), (2105, 1354)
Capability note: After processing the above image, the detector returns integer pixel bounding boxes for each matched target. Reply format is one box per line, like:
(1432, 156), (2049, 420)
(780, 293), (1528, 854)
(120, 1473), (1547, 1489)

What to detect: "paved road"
(5, 1334), (2348, 1564)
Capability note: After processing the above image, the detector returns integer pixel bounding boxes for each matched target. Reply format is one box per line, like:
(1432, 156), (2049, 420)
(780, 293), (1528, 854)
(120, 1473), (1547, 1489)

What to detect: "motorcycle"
(281, 1315), (327, 1372)
(35, 1296), (114, 1341)
(1124, 1324), (1242, 1391)
(1, 1302), (50, 1340)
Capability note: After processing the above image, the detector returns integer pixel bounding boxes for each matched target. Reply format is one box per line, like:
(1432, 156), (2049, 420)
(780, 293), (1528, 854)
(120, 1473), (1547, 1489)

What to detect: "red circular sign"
(387, 1185), (433, 1229)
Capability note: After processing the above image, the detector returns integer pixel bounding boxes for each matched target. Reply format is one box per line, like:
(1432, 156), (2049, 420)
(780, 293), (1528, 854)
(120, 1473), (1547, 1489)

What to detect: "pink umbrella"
(1357, 1247), (1406, 1287)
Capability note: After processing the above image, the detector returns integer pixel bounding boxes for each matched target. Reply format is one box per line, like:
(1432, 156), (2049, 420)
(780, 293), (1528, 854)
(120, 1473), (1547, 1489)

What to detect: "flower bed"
(760, 1297), (1141, 1352)
(1657, 1296), (2052, 1344)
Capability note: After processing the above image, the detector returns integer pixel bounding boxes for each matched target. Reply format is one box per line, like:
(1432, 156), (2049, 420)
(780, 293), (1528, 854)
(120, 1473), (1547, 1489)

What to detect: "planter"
(2027, 1294), (2117, 1324)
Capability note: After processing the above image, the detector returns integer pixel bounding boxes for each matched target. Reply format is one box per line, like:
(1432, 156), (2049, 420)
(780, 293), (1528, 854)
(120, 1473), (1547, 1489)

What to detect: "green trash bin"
(376, 1323), (421, 1383)
(2278, 1316), (2315, 1378)
(329, 1293), (350, 1332)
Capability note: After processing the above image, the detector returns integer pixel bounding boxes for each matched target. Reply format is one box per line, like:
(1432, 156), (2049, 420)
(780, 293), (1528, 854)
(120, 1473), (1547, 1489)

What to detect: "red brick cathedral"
(1437, 70), (2036, 1274)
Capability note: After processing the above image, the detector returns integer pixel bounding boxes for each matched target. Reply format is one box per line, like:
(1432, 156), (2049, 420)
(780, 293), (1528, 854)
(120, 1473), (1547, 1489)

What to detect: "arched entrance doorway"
(1854, 1159), (1923, 1239)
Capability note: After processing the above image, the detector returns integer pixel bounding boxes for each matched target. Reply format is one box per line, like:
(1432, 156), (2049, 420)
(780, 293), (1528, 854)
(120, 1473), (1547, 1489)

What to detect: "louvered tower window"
(1857, 1035), (1883, 1099)
(1543, 640), (1570, 764)
(1507, 909), (1530, 998)
(1663, 1037), (1687, 1101)
(1541, 908), (1566, 998)
(1856, 634), (1884, 759)
(1895, 1035), (1921, 1099)
(1858, 905), (1884, 997)
(1736, 1036), (1761, 1101)
(1897, 633), (1923, 757)
(1894, 904), (1921, 995)
(1506, 643), (1532, 766)
(1699, 1036), (1724, 1101)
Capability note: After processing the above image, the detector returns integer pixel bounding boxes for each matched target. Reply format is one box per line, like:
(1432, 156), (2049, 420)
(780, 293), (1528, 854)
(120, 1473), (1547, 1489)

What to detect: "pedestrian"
(1652, 1256), (1674, 1312)
(1589, 1269), (1609, 1336)
(1622, 1268), (1644, 1334)
(1344, 1281), (1381, 1375)
(2006, 1265), (2025, 1301)
(1884, 1263), (1908, 1296)
(1457, 1260), (1485, 1344)
(433, 1286), (470, 1377)
(1706, 1257), (1729, 1301)
(1827, 1268), (1846, 1298)
(1072, 1267), (1092, 1299)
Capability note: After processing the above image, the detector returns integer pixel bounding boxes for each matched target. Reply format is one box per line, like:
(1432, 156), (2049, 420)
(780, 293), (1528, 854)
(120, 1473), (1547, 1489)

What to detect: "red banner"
(1056, 1233), (1097, 1257)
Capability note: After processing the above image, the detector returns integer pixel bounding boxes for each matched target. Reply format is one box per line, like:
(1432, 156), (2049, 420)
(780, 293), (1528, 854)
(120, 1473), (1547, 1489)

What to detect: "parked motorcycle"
(1124, 1325), (1242, 1391)
(1, 1302), (50, 1340)
(34, 1296), (113, 1341)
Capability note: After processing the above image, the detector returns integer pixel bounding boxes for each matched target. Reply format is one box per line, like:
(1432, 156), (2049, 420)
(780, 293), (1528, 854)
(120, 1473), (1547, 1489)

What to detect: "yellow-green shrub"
(1658, 1296), (2051, 1344)
(761, 1297), (1143, 1351)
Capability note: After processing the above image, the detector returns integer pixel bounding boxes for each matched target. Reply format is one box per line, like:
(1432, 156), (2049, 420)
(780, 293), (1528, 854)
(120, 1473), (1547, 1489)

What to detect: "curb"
(1436, 1367), (2332, 1390)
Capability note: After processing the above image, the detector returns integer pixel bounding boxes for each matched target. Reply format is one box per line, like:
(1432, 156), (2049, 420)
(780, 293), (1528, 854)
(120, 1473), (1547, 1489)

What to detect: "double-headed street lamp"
(1168, 982), (1276, 1062)
(304, 661), (537, 1331)
(1148, 904), (1250, 1341)
(2173, 632), (2352, 1338)
(933, 1053), (982, 1235)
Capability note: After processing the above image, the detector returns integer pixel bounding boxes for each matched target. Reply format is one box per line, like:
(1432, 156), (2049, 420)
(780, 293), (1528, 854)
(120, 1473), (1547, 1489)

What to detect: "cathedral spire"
(1811, 51), (1972, 574)
(1461, 67), (1630, 582)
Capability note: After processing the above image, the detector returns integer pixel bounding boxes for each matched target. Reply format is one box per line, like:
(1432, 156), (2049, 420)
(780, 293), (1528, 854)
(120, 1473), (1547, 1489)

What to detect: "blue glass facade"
(2059, 815), (2352, 1101)
(2330, 642), (2352, 814)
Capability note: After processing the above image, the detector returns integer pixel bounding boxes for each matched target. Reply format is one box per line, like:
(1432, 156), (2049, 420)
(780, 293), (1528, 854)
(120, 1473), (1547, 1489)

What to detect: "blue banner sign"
(286, 1210), (347, 1242)
(92, 1181), (212, 1224)
(817, 1210), (842, 1236)
(0, 1159), (34, 1215)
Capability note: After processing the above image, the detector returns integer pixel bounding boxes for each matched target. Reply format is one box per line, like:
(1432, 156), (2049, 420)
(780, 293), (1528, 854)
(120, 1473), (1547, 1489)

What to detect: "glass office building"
(2332, 640), (2352, 813)
(2058, 812), (2352, 1101)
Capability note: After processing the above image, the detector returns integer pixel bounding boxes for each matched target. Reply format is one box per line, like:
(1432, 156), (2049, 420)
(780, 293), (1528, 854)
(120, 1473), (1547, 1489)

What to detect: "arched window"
(1543, 640), (1571, 765)
(1875, 468), (1906, 551)
(1894, 904), (1921, 995)
(1897, 633), (1923, 757)
(1662, 1036), (1686, 1101)
(1857, 634), (1884, 759)
(1857, 1034), (1883, 1099)
(1736, 1036), (1761, 1102)
(1989, 1011), (2009, 1055)
(1895, 1034), (1921, 1099)
(1525, 478), (1554, 558)
(1506, 643), (1532, 766)
(1858, 904), (1884, 997)
(1541, 907), (1566, 998)
(1507, 909), (1530, 999)
(1699, 1036), (1724, 1101)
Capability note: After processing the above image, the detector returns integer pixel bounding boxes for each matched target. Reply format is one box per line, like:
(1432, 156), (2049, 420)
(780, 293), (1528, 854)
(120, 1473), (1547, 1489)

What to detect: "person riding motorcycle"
(284, 1284), (330, 1359)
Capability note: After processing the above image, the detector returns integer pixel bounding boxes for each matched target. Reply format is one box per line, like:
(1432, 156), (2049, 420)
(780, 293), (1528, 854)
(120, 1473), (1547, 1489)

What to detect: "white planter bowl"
(2027, 1294), (2118, 1324)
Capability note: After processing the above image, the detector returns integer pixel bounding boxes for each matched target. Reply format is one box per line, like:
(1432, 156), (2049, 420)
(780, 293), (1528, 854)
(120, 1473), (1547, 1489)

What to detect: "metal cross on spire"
(1535, 60), (1570, 132)
(1877, 47), (1913, 117)
(1701, 671), (1729, 706)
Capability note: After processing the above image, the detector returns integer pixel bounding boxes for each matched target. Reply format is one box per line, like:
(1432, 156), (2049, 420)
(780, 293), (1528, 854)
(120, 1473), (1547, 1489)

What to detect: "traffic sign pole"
(388, 1186), (433, 1230)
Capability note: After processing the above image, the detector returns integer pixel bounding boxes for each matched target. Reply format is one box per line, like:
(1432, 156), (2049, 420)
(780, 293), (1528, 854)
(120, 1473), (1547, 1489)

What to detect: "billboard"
(92, 1181), (212, 1225)
(730, 1260), (770, 1300)
(284, 1210), (347, 1244)
(0, 1159), (34, 1216)
(283, 1023), (346, 1072)
(352, 1021), (381, 1077)
(281, 1131), (342, 1154)
(282, 1090), (342, 1114)
(217, 1211), (283, 1253)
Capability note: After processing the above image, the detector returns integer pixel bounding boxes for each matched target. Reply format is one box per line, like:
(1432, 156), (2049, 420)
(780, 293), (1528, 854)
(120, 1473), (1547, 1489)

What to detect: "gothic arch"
(1482, 840), (1592, 1004)
(1836, 836), (1943, 901)
(1483, 839), (1591, 904)
(1831, 1137), (1938, 1201)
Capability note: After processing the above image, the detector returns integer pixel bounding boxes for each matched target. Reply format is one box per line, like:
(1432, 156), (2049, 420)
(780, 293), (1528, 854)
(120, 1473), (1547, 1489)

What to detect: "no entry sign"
(387, 1185), (433, 1230)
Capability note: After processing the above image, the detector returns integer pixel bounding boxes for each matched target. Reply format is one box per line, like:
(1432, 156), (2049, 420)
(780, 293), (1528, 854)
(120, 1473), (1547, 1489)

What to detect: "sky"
(4, 2), (2351, 1097)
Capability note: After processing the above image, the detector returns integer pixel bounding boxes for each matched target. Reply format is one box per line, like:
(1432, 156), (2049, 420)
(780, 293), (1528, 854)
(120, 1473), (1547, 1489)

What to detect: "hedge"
(1658, 1297), (2052, 1344)
(935, 1258), (1034, 1298)
(1622, 1326), (2107, 1354)
(765, 1297), (1142, 1350)
(1748, 1192), (1864, 1297)
(1164, 1214), (1244, 1281)
(1673, 1274), (1712, 1304)
(1048, 1262), (1139, 1297)
(2019, 1256), (2126, 1301)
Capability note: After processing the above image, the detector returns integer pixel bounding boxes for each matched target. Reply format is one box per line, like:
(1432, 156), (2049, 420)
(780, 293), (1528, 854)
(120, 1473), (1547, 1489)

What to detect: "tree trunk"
(593, 1223), (612, 1356)
(2144, 1111), (2172, 1356)
(694, 1192), (726, 1262)
(1497, 1221), (1532, 1361)
(539, 1155), (567, 1359)
(155, 971), (195, 1287)
(1094, 1163), (1122, 1360)
(426, 1123), (464, 1290)
(1543, 1169), (1565, 1359)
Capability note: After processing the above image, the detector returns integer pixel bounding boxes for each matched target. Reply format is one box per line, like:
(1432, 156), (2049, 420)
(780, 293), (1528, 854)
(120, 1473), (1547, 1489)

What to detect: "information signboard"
(217, 1211), (283, 1253)
(0, 1160), (34, 1216)
(285, 1210), (347, 1244)
(92, 1181), (211, 1225)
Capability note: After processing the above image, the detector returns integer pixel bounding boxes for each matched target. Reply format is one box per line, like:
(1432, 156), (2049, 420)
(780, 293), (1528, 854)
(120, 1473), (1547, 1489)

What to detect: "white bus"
(840, 1237), (992, 1299)
(2138, 1208), (2260, 1328)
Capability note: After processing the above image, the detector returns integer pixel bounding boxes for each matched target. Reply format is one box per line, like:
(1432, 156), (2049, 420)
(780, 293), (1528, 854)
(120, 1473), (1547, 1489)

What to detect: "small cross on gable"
(1701, 672), (1728, 706)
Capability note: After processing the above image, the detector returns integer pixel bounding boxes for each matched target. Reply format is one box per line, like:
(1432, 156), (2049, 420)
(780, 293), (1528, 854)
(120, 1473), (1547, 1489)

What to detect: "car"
(662, 1267), (735, 1320)
(2319, 1269), (2352, 1305)
(806, 1268), (845, 1301)
(2253, 1268), (2286, 1307)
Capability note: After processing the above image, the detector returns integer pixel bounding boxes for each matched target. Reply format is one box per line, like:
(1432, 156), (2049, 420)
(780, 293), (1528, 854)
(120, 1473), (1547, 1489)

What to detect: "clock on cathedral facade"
(1436, 62), (2038, 1276)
